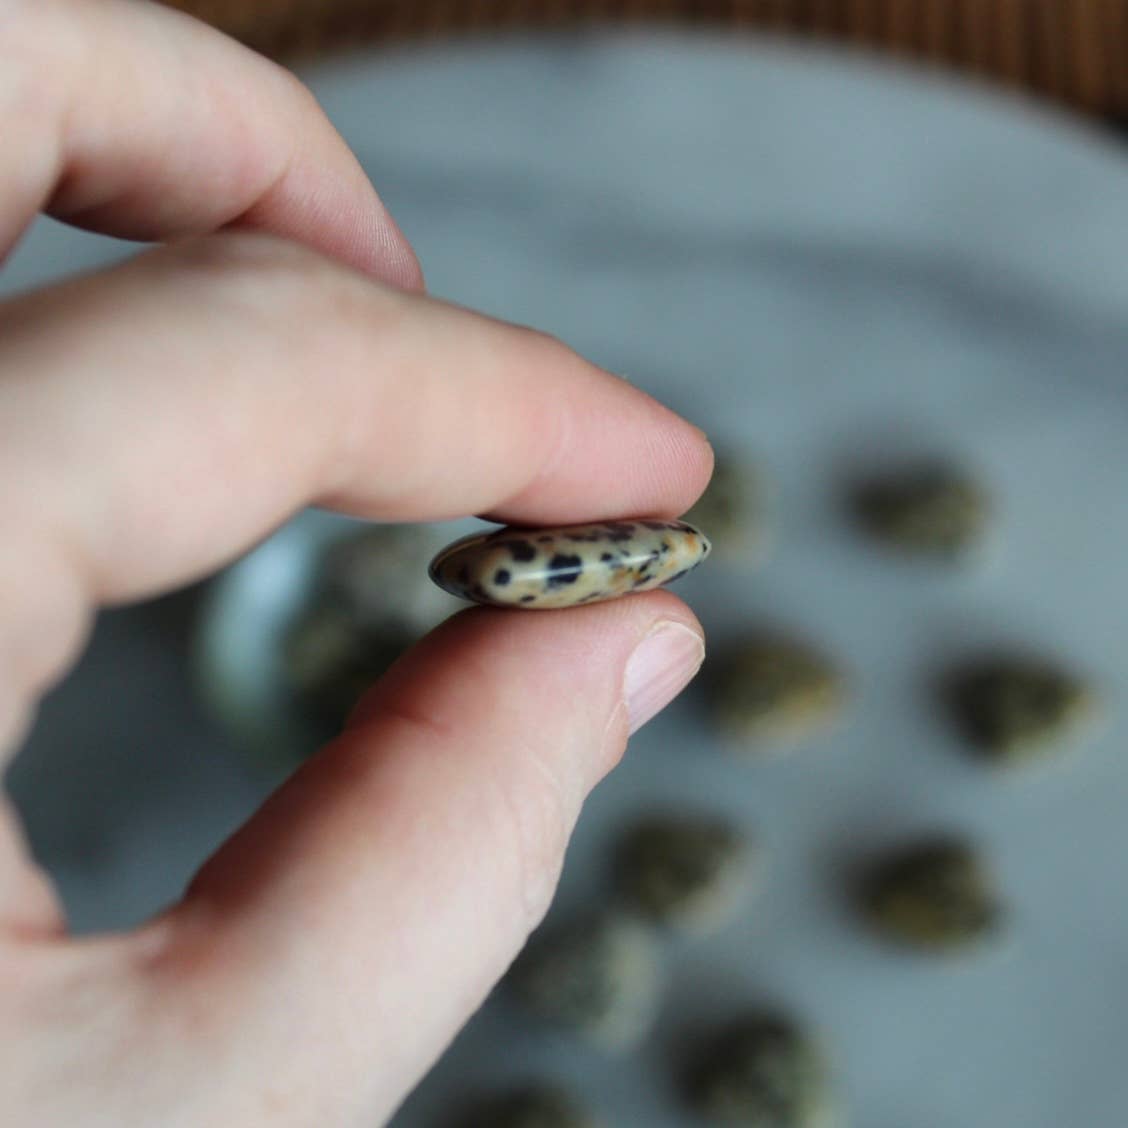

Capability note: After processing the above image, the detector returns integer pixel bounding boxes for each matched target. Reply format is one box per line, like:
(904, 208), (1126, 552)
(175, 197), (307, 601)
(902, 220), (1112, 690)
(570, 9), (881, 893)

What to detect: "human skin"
(0, 1), (713, 1124)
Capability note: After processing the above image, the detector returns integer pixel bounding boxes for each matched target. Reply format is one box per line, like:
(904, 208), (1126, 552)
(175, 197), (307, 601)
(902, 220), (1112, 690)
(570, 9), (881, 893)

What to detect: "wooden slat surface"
(161, 0), (1128, 120)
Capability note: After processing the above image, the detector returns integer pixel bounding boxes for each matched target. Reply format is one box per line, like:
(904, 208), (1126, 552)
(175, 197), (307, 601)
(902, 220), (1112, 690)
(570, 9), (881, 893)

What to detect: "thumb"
(135, 591), (704, 1124)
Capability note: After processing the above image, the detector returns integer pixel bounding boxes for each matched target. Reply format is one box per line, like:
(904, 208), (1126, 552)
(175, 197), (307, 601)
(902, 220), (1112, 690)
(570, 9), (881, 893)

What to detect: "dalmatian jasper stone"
(428, 519), (710, 609)
(508, 912), (664, 1050)
(685, 1011), (838, 1128)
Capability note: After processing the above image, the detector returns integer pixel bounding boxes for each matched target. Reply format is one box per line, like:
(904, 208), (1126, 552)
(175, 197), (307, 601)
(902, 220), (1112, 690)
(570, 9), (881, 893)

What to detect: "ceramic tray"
(7, 33), (1128, 1128)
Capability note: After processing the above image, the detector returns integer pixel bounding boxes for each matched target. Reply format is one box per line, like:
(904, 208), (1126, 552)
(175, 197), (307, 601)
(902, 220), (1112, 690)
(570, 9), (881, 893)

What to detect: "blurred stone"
(684, 452), (769, 562)
(944, 654), (1098, 765)
(615, 813), (756, 932)
(509, 913), (663, 1050)
(709, 636), (844, 753)
(851, 463), (989, 562)
(860, 837), (1002, 953)
(685, 1011), (837, 1127)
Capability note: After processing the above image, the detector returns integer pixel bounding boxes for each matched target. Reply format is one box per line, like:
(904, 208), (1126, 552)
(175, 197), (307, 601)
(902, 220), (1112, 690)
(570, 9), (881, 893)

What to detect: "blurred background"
(5, 3), (1128, 1125)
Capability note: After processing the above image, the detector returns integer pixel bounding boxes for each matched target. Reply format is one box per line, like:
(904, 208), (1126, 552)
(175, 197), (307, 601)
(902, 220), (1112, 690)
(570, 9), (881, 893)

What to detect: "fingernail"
(623, 621), (706, 735)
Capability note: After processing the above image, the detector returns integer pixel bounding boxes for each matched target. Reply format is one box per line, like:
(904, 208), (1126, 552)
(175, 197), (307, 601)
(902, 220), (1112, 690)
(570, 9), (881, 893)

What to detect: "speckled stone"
(943, 654), (1098, 766)
(708, 635), (844, 753)
(851, 463), (990, 562)
(282, 602), (413, 728)
(615, 813), (757, 932)
(859, 837), (1003, 953)
(685, 1011), (837, 1128)
(429, 519), (710, 609)
(317, 523), (451, 627)
(508, 913), (663, 1050)
(280, 524), (457, 736)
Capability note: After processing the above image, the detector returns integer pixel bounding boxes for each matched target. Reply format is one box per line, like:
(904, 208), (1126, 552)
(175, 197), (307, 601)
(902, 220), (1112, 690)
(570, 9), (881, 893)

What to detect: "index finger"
(1, 0), (421, 286)
(0, 234), (712, 748)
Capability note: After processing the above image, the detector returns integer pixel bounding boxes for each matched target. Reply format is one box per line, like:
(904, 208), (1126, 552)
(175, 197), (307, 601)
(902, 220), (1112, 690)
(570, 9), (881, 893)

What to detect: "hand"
(0, 2), (711, 1123)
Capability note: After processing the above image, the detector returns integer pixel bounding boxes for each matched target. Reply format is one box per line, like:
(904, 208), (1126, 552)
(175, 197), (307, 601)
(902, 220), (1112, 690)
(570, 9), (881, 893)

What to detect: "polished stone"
(429, 519), (710, 609)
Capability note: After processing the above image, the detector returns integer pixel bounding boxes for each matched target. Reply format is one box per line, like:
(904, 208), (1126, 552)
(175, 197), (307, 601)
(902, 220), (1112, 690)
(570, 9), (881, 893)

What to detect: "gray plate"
(194, 513), (468, 771)
(6, 31), (1128, 1128)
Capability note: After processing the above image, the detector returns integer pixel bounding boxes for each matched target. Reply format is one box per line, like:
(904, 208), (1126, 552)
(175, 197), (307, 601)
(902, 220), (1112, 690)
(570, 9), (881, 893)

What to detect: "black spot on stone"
(603, 522), (636, 542)
(498, 539), (536, 562)
(546, 553), (584, 587)
(660, 540), (671, 554)
(520, 594), (536, 603)
(566, 531), (604, 543)
(493, 568), (511, 586)
(600, 552), (614, 562)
